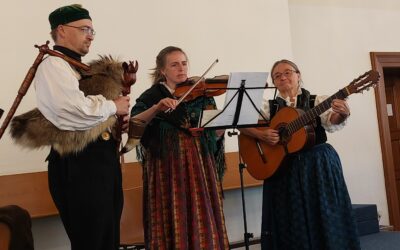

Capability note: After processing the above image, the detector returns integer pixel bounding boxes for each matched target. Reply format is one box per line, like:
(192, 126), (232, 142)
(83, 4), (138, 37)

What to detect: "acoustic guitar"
(239, 70), (380, 180)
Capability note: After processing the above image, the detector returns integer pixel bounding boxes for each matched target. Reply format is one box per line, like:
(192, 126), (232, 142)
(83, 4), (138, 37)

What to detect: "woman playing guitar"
(240, 59), (361, 250)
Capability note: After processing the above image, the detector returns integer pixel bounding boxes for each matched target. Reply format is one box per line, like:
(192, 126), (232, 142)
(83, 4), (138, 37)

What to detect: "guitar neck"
(287, 88), (349, 135)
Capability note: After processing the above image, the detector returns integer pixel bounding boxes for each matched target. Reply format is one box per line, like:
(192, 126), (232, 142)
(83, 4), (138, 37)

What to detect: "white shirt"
(34, 56), (117, 131)
(260, 89), (346, 133)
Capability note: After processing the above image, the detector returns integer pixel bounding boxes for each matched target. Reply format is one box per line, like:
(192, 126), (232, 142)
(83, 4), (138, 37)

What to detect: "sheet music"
(201, 72), (268, 127)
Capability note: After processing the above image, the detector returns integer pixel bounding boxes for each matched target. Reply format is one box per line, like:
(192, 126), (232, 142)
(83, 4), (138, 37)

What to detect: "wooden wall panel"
(0, 152), (262, 219)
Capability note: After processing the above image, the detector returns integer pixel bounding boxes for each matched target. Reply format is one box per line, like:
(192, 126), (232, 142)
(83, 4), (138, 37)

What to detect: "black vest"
(269, 88), (327, 145)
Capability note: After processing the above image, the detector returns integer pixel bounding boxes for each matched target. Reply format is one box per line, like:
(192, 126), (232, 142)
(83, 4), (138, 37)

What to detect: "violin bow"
(165, 58), (219, 113)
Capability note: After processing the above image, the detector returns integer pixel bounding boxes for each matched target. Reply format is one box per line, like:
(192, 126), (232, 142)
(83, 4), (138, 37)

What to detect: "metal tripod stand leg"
(239, 161), (254, 250)
(228, 129), (253, 250)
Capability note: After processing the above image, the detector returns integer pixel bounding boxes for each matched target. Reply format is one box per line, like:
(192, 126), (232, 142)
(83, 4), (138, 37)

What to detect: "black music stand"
(192, 72), (276, 250)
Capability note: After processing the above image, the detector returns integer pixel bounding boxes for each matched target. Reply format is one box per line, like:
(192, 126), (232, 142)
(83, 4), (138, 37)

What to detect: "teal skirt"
(261, 143), (361, 250)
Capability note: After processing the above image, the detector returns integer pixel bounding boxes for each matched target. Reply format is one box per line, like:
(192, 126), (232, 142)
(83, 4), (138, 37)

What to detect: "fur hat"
(49, 4), (91, 30)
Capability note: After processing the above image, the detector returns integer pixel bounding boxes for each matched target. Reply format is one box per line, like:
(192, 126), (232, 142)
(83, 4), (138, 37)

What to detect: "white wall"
(288, 0), (400, 224)
(0, 1), (291, 249)
(0, 0), (291, 174)
(3, 0), (396, 248)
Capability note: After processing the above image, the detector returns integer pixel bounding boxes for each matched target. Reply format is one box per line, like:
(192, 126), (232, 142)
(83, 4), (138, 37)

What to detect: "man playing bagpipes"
(10, 4), (132, 249)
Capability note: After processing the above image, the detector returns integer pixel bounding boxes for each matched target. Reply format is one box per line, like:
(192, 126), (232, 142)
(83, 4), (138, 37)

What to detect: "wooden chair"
(0, 222), (11, 250)
(0, 205), (34, 250)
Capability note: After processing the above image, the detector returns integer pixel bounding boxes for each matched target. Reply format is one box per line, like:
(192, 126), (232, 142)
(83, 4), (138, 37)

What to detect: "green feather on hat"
(49, 4), (91, 30)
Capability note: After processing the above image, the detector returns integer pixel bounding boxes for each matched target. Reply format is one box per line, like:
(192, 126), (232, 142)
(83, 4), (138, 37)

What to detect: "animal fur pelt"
(10, 55), (124, 155)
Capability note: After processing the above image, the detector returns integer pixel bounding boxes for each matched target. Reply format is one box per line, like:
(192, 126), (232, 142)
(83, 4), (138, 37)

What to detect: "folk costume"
(40, 46), (123, 250)
(23, 5), (123, 250)
(11, 53), (124, 155)
(260, 88), (361, 250)
(131, 83), (229, 250)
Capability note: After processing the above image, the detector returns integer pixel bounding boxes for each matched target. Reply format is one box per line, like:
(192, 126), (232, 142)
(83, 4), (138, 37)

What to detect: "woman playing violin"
(131, 46), (229, 250)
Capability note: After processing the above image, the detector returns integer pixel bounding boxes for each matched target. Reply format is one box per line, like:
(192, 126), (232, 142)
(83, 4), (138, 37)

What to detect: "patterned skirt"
(261, 143), (361, 250)
(142, 131), (229, 250)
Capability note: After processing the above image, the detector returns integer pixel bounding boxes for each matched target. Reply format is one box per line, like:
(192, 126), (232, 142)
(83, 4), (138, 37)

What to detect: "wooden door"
(370, 52), (400, 230)
(384, 68), (400, 207)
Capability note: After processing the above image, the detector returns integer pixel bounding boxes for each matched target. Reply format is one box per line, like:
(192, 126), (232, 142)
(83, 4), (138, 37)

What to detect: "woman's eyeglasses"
(272, 69), (298, 81)
(63, 24), (96, 36)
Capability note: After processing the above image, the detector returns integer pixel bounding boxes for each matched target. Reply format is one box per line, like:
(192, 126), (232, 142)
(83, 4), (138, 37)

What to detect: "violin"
(165, 59), (221, 113)
(174, 75), (229, 102)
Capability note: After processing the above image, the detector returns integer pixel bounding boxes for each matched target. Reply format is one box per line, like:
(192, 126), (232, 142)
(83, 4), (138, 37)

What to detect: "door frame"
(370, 52), (400, 230)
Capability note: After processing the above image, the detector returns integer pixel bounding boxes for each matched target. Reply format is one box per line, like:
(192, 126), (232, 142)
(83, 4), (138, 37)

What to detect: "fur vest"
(10, 56), (124, 155)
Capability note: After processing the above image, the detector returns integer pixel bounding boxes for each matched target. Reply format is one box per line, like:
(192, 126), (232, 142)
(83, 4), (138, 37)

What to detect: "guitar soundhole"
(277, 124), (290, 145)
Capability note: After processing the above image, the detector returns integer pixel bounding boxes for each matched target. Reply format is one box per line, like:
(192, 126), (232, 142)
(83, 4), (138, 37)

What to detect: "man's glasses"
(63, 24), (96, 36)
(272, 69), (298, 81)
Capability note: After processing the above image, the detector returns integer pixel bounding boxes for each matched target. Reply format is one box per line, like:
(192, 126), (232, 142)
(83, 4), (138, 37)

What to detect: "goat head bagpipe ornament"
(115, 59), (139, 150)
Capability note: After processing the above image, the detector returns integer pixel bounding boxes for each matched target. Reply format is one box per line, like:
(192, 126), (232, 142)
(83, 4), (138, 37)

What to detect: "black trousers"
(47, 137), (123, 250)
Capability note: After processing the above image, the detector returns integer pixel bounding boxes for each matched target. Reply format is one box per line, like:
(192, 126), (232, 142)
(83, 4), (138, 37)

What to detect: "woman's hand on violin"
(155, 97), (178, 112)
(133, 98), (176, 123)
(259, 128), (280, 146)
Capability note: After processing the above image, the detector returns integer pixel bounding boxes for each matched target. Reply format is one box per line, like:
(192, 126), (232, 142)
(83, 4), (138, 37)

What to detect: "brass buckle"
(101, 131), (110, 141)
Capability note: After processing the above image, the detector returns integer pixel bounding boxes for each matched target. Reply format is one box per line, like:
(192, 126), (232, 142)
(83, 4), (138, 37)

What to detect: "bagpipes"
(1, 41), (142, 156)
